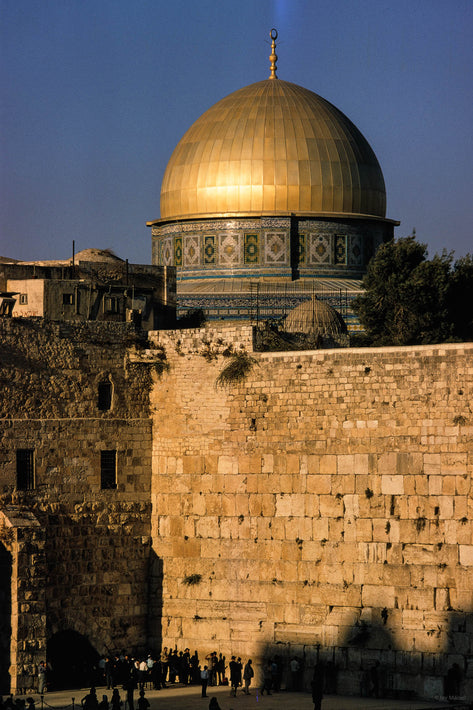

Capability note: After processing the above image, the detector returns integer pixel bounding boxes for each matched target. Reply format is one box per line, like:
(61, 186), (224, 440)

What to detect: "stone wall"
(149, 325), (473, 700)
(0, 319), (155, 692)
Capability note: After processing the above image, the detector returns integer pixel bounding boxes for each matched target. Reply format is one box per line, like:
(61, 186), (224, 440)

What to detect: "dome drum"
(151, 214), (395, 282)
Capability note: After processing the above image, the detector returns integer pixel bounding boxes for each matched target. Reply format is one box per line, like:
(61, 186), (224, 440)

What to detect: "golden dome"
(160, 78), (386, 221)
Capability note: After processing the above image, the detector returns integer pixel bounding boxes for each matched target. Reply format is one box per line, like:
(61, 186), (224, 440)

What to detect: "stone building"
(148, 30), (398, 324)
(1, 317), (472, 701)
(0, 248), (176, 330)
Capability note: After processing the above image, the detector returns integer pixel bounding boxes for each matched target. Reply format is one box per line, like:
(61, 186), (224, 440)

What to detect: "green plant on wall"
(216, 350), (256, 387)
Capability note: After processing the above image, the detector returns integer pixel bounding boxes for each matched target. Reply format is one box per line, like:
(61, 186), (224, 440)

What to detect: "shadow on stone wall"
(147, 551), (163, 653)
(47, 630), (100, 690)
(258, 612), (473, 703)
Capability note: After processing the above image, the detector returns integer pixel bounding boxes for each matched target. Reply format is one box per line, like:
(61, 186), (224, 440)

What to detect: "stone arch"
(0, 541), (12, 693)
(47, 630), (101, 690)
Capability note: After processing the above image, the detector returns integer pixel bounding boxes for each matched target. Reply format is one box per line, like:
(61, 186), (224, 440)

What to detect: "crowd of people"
(2, 648), (329, 710)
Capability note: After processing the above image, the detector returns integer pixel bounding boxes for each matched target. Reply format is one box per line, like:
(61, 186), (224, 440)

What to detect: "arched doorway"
(47, 630), (100, 690)
(0, 542), (12, 693)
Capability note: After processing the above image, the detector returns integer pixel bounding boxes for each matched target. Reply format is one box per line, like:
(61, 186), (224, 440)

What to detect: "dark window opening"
(19, 294), (28, 305)
(104, 296), (119, 314)
(101, 450), (117, 490)
(62, 293), (74, 305)
(98, 381), (112, 411)
(16, 449), (35, 490)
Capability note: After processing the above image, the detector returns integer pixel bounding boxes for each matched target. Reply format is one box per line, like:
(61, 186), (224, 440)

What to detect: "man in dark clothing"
(229, 657), (239, 697)
(311, 664), (325, 710)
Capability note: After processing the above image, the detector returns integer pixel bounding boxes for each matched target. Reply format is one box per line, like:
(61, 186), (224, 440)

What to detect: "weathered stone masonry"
(1, 318), (472, 700)
(149, 325), (473, 699)
(0, 319), (154, 692)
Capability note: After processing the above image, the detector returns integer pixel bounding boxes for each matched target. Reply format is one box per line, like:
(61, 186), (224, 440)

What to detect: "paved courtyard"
(28, 684), (470, 710)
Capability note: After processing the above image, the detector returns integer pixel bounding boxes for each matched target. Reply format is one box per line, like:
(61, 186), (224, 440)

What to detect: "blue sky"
(1, 0), (472, 263)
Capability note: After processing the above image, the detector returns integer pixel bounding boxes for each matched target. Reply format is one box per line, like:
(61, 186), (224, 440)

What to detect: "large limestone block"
(459, 545), (473, 566)
(319, 495), (344, 518)
(381, 475), (404, 495)
(306, 474), (331, 494)
(362, 584), (395, 608)
(331, 474), (355, 495)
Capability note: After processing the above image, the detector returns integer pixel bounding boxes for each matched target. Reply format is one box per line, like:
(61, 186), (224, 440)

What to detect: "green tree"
(449, 254), (473, 341)
(352, 236), (472, 345)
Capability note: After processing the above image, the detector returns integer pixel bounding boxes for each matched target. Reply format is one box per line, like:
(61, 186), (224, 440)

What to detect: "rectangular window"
(16, 449), (35, 490)
(19, 294), (28, 305)
(104, 296), (119, 314)
(101, 450), (117, 490)
(98, 382), (112, 411)
(62, 293), (74, 305)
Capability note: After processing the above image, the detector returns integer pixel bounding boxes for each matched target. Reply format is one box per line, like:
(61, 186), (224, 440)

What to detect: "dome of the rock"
(160, 79), (386, 221)
(149, 30), (398, 327)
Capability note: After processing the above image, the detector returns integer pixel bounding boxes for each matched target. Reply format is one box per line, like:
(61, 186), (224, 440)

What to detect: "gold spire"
(269, 28), (278, 79)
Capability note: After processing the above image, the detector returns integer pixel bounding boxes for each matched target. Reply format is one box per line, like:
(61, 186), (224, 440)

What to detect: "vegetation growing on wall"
(216, 350), (257, 387)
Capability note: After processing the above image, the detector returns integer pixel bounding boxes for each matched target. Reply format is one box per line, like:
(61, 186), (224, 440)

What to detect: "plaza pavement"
(29, 684), (471, 710)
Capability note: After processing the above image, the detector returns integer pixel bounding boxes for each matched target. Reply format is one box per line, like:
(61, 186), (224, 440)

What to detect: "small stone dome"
(283, 297), (348, 337)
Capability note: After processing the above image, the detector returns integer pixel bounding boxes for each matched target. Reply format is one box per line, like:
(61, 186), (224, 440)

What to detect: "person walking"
(243, 659), (254, 695)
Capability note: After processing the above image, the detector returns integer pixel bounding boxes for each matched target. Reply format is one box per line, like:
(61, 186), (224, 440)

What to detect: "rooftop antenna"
(269, 28), (278, 79)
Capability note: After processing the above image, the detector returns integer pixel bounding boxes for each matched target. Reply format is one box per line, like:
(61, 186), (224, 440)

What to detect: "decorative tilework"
(162, 237), (174, 266)
(264, 232), (287, 264)
(298, 233), (306, 265)
(334, 235), (347, 265)
(308, 234), (331, 264)
(219, 234), (241, 266)
(183, 236), (200, 266)
(349, 235), (363, 266)
(244, 234), (259, 264)
(174, 236), (182, 266)
(204, 235), (216, 265)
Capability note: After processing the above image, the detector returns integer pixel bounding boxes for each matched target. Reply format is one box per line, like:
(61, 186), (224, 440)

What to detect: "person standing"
(159, 648), (168, 687)
(37, 662), (47, 695)
(311, 663), (325, 710)
(229, 657), (239, 697)
(110, 688), (122, 710)
(290, 657), (300, 691)
(243, 659), (254, 695)
(260, 662), (272, 696)
(200, 666), (209, 698)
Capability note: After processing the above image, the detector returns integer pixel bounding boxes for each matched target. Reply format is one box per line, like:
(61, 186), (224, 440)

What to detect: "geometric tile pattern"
(174, 236), (182, 267)
(264, 232), (287, 264)
(183, 235), (199, 266)
(334, 234), (347, 265)
(162, 237), (174, 266)
(219, 234), (241, 266)
(298, 233), (306, 264)
(349, 235), (363, 266)
(203, 235), (216, 265)
(244, 234), (259, 264)
(308, 234), (331, 264)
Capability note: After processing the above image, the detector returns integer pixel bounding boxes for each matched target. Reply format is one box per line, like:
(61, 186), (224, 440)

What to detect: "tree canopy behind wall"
(352, 236), (473, 346)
